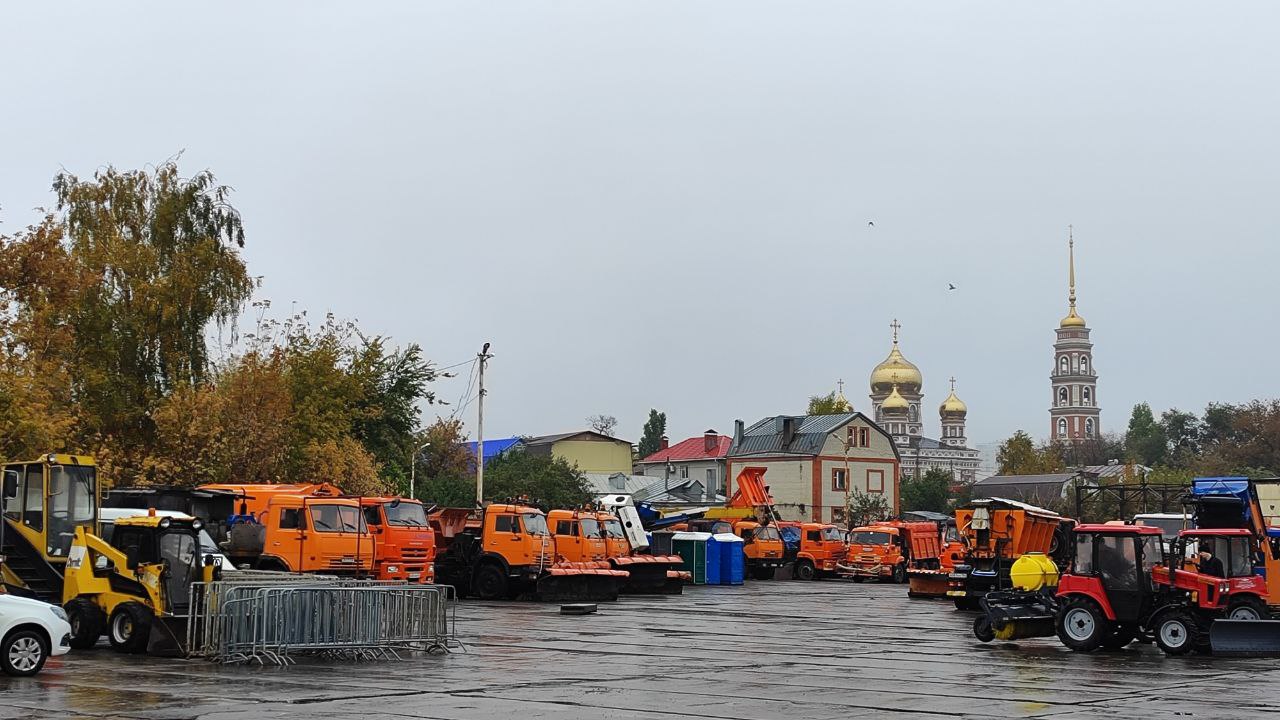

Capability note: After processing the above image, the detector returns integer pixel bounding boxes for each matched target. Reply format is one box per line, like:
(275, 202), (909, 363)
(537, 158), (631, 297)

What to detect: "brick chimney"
(703, 429), (718, 454)
(659, 435), (669, 451)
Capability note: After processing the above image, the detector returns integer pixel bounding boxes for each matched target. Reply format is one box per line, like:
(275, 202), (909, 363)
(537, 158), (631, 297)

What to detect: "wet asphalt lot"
(2, 579), (1276, 719)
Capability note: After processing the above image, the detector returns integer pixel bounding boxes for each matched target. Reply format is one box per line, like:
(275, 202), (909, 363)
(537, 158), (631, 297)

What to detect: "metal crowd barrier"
(187, 576), (457, 665)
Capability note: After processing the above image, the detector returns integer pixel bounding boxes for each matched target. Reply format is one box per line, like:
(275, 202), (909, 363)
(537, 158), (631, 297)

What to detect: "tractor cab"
(1150, 528), (1270, 615)
(1057, 524), (1165, 632)
(1, 455), (99, 601)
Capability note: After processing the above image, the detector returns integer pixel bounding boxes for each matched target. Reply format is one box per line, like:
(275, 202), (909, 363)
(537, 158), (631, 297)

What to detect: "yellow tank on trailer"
(1008, 552), (1060, 591)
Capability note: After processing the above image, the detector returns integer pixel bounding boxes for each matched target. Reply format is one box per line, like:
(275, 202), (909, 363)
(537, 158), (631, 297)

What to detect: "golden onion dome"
(870, 344), (923, 395)
(881, 384), (910, 412)
(940, 389), (967, 417)
(1060, 308), (1086, 328)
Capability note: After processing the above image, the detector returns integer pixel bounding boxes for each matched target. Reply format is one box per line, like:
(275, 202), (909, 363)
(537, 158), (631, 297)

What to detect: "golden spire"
(1060, 226), (1086, 328)
(940, 375), (967, 416)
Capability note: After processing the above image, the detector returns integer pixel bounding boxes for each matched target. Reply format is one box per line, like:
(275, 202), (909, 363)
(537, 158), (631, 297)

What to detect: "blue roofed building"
(466, 437), (521, 467)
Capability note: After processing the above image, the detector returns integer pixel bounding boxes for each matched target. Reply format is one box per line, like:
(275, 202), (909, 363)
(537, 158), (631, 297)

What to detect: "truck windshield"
(850, 531), (892, 545)
(47, 464), (96, 557)
(522, 513), (550, 536)
(754, 527), (781, 542)
(821, 526), (844, 542)
(311, 504), (366, 533)
(604, 519), (625, 538)
(580, 518), (600, 537)
(383, 502), (428, 526)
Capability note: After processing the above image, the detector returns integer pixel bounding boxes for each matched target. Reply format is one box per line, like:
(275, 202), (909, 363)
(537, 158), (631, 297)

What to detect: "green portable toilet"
(671, 531), (713, 584)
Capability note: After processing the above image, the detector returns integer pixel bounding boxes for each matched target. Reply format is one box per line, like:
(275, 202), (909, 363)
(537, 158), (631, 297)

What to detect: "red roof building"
(635, 430), (731, 500)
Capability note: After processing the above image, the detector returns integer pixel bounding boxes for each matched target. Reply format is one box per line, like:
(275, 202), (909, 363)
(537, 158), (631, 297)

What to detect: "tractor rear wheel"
(65, 598), (106, 649)
(107, 603), (151, 654)
(1153, 609), (1198, 655)
(793, 561), (816, 581)
(972, 614), (995, 643)
(473, 565), (508, 601)
(1227, 596), (1269, 621)
(1055, 596), (1110, 652)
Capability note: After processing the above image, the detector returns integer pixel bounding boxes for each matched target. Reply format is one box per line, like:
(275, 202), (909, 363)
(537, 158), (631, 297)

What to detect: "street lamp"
(409, 441), (431, 499)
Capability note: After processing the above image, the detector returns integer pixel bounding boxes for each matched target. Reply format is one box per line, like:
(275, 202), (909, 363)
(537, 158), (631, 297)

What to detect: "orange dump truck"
(699, 467), (787, 580)
(946, 497), (1073, 610)
(779, 521), (846, 580)
(839, 521), (942, 584)
(360, 497), (435, 583)
(907, 519), (966, 598)
(432, 504), (627, 601)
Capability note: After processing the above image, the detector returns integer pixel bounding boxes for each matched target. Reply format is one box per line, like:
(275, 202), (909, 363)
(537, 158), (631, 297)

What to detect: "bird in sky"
(867, 221), (875, 227)
(948, 283), (957, 291)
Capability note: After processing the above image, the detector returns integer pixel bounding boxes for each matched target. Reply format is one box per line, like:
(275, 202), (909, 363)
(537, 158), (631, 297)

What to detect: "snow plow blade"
(1210, 620), (1280, 657)
(907, 569), (950, 598)
(536, 563), (627, 603)
(609, 555), (686, 594)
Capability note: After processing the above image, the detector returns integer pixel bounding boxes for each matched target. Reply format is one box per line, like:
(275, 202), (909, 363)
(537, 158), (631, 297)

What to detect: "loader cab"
(104, 516), (206, 611)
(1057, 525), (1164, 623)
(2, 455), (99, 564)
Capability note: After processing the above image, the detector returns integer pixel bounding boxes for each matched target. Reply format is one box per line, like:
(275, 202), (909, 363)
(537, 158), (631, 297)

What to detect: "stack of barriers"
(187, 575), (457, 665)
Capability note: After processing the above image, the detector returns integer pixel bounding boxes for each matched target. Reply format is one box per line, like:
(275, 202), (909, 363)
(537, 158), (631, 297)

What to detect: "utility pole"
(475, 342), (492, 506)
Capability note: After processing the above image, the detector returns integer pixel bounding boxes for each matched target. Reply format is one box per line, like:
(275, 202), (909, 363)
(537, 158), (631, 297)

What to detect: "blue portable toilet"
(704, 532), (723, 585)
(713, 532), (745, 585)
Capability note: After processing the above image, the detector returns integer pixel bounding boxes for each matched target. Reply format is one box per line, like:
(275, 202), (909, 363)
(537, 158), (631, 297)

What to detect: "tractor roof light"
(191, 518), (204, 531)
(159, 517), (172, 529)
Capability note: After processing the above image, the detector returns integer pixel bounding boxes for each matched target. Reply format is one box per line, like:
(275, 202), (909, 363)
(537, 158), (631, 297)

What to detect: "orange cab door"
(306, 502), (373, 573)
(266, 503), (306, 571)
(485, 513), (531, 565)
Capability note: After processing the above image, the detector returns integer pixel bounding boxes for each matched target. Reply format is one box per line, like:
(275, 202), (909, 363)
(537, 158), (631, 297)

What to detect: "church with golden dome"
(867, 320), (981, 483)
(1049, 229), (1100, 441)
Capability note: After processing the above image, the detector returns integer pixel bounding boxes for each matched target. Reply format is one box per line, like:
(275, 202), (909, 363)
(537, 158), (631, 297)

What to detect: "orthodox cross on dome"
(949, 376), (956, 392)
(837, 378), (845, 395)
(890, 318), (901, 344)
(1068, 225), (1077, 310)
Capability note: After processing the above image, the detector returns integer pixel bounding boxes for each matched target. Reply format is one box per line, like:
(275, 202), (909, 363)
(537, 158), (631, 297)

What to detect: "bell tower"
(1049, 227), (1101, 442)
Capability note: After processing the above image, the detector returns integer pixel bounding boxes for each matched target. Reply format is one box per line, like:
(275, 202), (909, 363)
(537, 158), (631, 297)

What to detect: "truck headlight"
(50, 606), (68, 622)
(1220, 582), (1230, 594)
(387, 565), (399, 574)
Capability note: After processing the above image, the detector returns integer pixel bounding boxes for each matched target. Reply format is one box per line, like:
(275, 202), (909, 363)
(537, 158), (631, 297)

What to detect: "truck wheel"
(107, 603), (151, 654)
(65, 598), (106, 649)
(1153, 609), (1198, 655)
(892, 563), (907, 584)
(793, 561), (815, 581)
(473, 565), (508, 600)
(972, 614), (995, 643)
(1227, 596), (1268, 621)
(1, 629), (49, 677)
(1055, 596), (1110, 652)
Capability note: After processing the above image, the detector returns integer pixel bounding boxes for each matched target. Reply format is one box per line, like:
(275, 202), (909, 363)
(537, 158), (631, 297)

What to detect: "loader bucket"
(1210, 620), (1280, 656)
(536, 565), (627, 603)
(146, 616), (188, 657)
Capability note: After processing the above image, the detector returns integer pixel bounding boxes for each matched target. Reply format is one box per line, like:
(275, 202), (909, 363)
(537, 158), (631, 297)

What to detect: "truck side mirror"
(2, 470), (16, 499)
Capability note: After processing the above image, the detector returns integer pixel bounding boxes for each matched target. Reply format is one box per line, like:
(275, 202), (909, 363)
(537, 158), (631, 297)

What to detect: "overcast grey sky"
(2, 2), (1277, 448)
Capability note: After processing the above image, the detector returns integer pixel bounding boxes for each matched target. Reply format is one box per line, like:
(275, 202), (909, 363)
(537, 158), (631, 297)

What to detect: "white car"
(0, 592), (72, 676)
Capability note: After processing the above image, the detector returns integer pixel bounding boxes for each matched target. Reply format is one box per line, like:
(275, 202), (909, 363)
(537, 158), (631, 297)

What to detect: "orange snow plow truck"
(701, 467), (787, 580)
(839, 520), (943, 584)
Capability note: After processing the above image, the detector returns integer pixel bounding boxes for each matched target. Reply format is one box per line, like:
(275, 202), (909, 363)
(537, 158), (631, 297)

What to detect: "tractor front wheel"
(1055, 596), (1111, 652)
(1153, 610), (1198, 655)
(1227, 596), (1269, 621)
(65, 598), (106, 649)
(793, 561), (816, 581)
(972, 614), (995, 643)
(107, 603), (151, 654)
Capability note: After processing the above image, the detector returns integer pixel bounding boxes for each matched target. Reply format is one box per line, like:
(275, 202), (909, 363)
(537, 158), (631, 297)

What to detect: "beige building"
(725, 413), (900, 524)
(520, 431), (633, 474)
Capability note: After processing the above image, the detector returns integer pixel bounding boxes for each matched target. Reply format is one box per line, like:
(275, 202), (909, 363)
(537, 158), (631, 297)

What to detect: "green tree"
(637, 409), (667, 459)
(844, 487), (890, 528)
(1125, 403), (1167, 466)
(901, 469), (952, 513)
(1159, 408), (1202, 468)
(997, 431), (1064, 475)
(412, 417), (476, 506)
(484, 450), (592, 509)
(808, 391), (852, 416)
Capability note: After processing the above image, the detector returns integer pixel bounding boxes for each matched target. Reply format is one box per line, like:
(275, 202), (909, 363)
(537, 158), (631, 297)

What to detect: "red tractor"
(976, 524), (1273, 655)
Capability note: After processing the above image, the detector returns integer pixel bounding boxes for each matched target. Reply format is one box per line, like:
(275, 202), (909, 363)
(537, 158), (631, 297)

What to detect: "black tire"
(973, 614), (995, 643)
(65, 598), (106, 650)
(793, 561), (816, 581)
(1153, 609), (1199, 656)
(892, 563), (907, 584)
(750, 566), (774, 581)
(1102, 626), (1137, 650)
(1226, 595), (1269, 621)
(107, 603), (151, 654)
(473, 564), (508, 600)
(1055, 596), (1111, 652)
(1, 628), (49, 677)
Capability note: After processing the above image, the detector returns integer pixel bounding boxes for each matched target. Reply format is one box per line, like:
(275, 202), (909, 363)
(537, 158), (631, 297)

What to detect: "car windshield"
(754, 527), (781, 541)
(850, 531), (892, 545)
(580, 518), (600, 537)
(604, 519), (625, 538)
(821, 526), (844, 542)
(522, 513), (550, 536)
(383, 501), (428, 526)
(197, 529), (220, 556)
